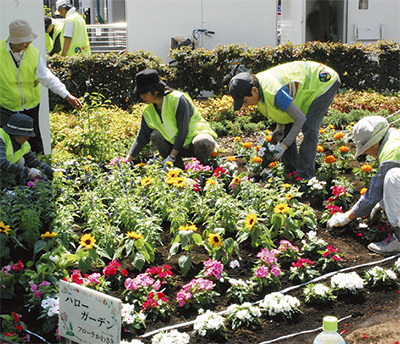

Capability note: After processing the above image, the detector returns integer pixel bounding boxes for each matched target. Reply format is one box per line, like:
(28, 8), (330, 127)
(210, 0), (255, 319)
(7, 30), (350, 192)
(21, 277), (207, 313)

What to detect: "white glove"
(273, 143), (287, 160)
(370, 202), (382, 218)
(162, 155), (176, 166)
(327, 211), (352, 228)
(28, 168), (42, 179)
(272, 124), (285, 143)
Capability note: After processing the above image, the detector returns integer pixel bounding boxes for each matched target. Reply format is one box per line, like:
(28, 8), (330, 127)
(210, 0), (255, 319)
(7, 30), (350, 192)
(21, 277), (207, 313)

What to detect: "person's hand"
(28, 168), (42, 179)
(370, 202), (382, 218)
(65, 94), (83, 110)
(162, 155), (176, 166)
(273, 143), (287, 160)
(327, 211), (352, 228)
(272, 124), (285, 143)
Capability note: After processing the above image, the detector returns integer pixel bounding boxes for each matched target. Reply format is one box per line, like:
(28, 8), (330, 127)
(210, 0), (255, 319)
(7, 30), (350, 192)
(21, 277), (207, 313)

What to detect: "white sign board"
(59, 280), (121, 344)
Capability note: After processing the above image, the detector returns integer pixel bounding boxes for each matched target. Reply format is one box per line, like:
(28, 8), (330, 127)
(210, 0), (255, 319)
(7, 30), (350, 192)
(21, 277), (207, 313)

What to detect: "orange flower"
(324, 155), (336, 164)
(252, 156), (262, 163)
(243, 142), (252, 149)
(319, 129), (326, 134)
(317, 145), (324, 153)
(211, 151), (218, 157)
(227, 156), (237, 162)
(340, 146), (349, 153)
(360, 187), (368, 195)
(265, 135), (272, 142)
(256, 145), (261, 151)
(270, 161), (277, 169)
(361, 164), (372, 172)
(334, 132), (344, 140)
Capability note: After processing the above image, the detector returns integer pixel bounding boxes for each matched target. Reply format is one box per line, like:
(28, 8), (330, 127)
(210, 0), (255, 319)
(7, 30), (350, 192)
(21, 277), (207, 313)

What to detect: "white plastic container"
(313, 316), (345, 344)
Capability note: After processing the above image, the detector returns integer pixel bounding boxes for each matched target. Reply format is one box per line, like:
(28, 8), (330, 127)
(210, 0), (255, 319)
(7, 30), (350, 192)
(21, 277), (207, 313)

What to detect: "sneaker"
(367, 233), (400, 255)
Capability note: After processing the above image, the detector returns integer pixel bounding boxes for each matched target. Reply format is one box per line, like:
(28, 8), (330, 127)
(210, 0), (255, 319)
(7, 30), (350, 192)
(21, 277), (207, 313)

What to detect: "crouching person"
(0, 113), (54, 188)
(327, 116), (400, 255)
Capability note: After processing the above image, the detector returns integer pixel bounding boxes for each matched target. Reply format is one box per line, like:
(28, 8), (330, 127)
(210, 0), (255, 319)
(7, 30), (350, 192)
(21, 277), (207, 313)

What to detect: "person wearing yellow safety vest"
(56, 0), (91, 57)
(228, 61), (341, 180)
(0, 114), (56, 188)
(328, 116), (400, 255)
(123, 69), (217, 169)
(0, 19), (83, 155)
(44, 16), (63, 56)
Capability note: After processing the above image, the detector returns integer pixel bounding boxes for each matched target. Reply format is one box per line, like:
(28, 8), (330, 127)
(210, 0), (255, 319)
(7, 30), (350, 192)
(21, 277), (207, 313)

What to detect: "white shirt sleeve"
(36, 55), (70, 99)
(63, 20), (74, 38)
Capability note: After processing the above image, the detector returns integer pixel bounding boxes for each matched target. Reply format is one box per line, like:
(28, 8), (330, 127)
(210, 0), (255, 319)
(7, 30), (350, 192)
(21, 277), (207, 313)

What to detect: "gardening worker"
(228, 61), (340, 180)
(0, 114), (55, 188)
(56, 0), (91, 56)
(44, 15), (63, 56)
(327, 116), (400, 255)
(0, 19), (83, 154)
(124, 69), (217, 169)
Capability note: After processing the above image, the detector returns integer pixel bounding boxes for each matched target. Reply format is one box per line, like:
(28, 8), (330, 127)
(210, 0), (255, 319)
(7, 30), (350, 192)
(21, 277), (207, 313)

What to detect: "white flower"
(307, 231), (317, 239)
(230, 260), (240, 269)
(41, 297), (59, 317)
(331, 272), (365, 293)
(49, 255), (59, 263)
(394, 257), (400, 273)
(364, 266), (398, 287)
(193, 309), (225, 337)
(314, 283), (330, 296)
(259, 292), (301, 318)
(151, 330), (190, 344)
(121, 340), (144, 344)
(225, 303), (262, 330)
(121, 303), (147, 325)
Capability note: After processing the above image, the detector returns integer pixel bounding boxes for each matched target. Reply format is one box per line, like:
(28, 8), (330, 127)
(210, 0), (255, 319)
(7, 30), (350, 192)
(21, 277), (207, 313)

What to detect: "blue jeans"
(281, 79), (341, 180)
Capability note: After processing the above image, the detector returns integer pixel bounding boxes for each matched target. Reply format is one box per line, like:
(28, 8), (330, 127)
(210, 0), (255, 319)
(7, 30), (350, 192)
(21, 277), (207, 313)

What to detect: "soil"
(2, 133), (400, 344)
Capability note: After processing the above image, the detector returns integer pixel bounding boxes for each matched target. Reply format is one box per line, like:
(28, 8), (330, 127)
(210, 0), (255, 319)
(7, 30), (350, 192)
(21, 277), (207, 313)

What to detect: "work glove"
(28, 168), (42, 180)
(327, 211), (352, 228)
(272, 124), (285, 143)
(370, 202), (382, 218)
(162, 155), (176, 167)
(273, 143), (287, 160)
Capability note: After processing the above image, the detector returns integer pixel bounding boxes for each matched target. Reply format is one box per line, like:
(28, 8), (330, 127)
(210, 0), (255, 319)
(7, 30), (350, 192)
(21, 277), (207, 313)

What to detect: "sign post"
(59, 280), (121, 344)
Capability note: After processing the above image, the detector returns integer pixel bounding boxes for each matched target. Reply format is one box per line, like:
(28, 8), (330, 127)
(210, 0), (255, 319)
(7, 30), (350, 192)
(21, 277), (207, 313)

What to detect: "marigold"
(141, 176), (154, 186)
(211, 151), (218, 157)
(334, 132), (344, 140)
(41, 231), (57, 239)
(252, 156), (262, 163)
(79, 234), (96, 249)
(360, 187), (368, 195)
(265, 135), (272, 142)
(208, 233), (223, 248)
(234, 136), (241, 142)
(324, 155), (336, 164)
(270, 161), (277, 168)
(316, 145), (324, 153)
(126, 231), (143, 239)
(245, 213), (257, 229)
(243, 142), (252, 149)
(361, 164), (372, 173)
(0, 221), (11, 235)
(227, 156), (237, 162)
(274, 203), (290, 214)
(319, 129), (326, 134)
(340, 146), (349, 153)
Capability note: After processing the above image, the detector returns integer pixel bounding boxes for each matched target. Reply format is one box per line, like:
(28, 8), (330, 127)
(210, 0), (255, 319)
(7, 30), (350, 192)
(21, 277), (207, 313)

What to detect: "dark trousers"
(0, 105), (44, 154)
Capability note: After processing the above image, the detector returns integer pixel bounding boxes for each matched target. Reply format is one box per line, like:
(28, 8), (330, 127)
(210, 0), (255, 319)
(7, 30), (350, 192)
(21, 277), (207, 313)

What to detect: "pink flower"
(30, 284), (38, 291)
(176, 290), (192, 307)
(71, 270), (84, 285)
(34, 290), (42, 298)
(332, 255), (341, 262)
(120, 268), (128, 277)
(270, 264), (281, 277)
(256, 265), (269, 278)
(257, 248), (278, 264)
(84, 273), (101, 285)
(124, 273), (154, 290)
(202, 259), (224, 279)
(39, 281), (50, 287)
(278, 240), (299, 252)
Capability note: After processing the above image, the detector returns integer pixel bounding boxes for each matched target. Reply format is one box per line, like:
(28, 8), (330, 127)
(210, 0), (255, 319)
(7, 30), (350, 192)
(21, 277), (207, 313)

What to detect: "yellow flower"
(343, 71), (348, 76)
(135, 162), (146, 167)
(227, 156), (237, 162)
(206, 179), (217, 187)
(252, 156), (262, 163)
(270, 161), (277, 168)
(243, 142), (252, 149)
(256, 145), (261, 151)
(87, 155), (92, 160)
(0, 221), (11, 235)
(179, 224), (198, 232)
(317, 145), (324, 153)
(245, 213), (257, 229)
(284, 183), (291, 188)
(84, 164), (91, 173)
(340, 146), (349, 153)
(360, 187), (368, 195)
(266, 129), (270, 135)
(361, 164), (372, 173)
(126, 231), (143, 240)
(79, 234), (96, 249)
(334, 132), (344, 140)
(41, 231), (57, 239)
(319, 129), (326, 134)
(265, 135), (272, 142)
(329, 124), (335, 129)
(140, 176), (154, 186)
(274, 203), (290, 214)
(166, 161), (173, 166)
(235, 136), (241, 142)
(286, 193), (293, 201)
(166, 169), (181, 179)
(208, 233), (223, 248)
(173, 177), (187, 188)
(232, 176), (241, 185)
(324, 155), (336, 164)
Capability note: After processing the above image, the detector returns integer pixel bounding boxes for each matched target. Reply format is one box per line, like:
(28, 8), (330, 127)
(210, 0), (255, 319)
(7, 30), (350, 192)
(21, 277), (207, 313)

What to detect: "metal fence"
(87, 22), (127, 54)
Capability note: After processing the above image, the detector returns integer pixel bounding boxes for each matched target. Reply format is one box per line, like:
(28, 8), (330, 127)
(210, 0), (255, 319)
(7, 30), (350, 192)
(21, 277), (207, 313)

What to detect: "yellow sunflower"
(179, 224), (198, 232)
(166, 177), (176, 185)
(284, 183), (291, 188)
(173, 177), (187, 188)
(274, 203), (290, 214)
(140, 176), (154, 186)
(166, 169), (181, 179)
(79, 234), (96, 249)
(41, 231), (57, 239)
(126, 231), (143, 240)
(208, 233), (223, 248)
(0, 221), (11, 235)
(245, 214), (257, 229)
(232, 176), (241, 185)
(227, 156), (237, 162)
(286, 193), (293, 201)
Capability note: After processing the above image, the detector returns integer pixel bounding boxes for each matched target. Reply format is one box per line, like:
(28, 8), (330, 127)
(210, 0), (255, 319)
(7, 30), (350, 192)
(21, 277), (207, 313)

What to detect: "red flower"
(332, 255), (341, 262)
(120, 268), (128, 277)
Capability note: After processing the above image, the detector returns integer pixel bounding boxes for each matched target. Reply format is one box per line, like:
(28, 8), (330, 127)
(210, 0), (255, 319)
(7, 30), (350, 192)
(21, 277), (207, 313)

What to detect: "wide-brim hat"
(8, 19), (38, 44)
(133, 69), (166, 96)
(228, 72), (253, 111)
(3, 113), (36, 137)
(353, 116), (389, 157)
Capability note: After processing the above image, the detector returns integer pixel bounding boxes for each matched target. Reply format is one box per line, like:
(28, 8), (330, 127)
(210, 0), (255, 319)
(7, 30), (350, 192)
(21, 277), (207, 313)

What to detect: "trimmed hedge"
(48, 41), (399, 110)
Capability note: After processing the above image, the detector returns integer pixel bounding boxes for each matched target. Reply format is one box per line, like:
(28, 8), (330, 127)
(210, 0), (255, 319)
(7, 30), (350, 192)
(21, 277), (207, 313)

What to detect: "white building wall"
(0, 0), (51, 155)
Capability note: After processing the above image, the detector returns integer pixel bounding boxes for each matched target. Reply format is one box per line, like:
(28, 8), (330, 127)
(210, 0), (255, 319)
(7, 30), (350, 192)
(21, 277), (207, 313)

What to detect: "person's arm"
(24, 151), (53, 177)
(60, 20), (74, 57)
(0, 138), (29, 177)
(61, 37), (72, 57)
(126, 115), (153, 162)
(49, 33), (61, 56)
(172, 95), (193, 156)
(282, 102), (306, 148)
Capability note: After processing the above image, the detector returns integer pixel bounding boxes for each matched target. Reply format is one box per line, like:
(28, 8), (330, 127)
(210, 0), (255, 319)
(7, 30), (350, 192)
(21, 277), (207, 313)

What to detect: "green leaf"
(192, 233), (203, 245)
(33, 240), (47, 255)
(168, 242), (180, 259)
(132, 251), (145, 271)
(178, 254), (192, 275)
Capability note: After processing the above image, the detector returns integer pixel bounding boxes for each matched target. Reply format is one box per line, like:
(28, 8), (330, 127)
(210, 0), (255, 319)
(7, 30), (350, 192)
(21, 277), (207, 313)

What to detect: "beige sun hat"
(353, 116), (389, 157)
(8, 19), (38, 44)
